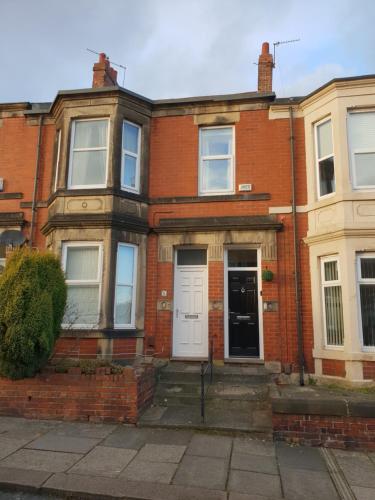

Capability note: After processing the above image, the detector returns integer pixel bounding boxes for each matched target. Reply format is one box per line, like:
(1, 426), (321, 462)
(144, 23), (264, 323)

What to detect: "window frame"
(121, 120), (141, 194)
(314, 116), (335, 200)
(320, 255), (344, 349)
(54, 129), (61, 192)
(67, 118), (110, 190)
(61, 241), (103, 329)
(357, 252), (375, 351)
(114, 242), (138, 329)
(199, 125), (235, 196)
(348, 110), (375, 190)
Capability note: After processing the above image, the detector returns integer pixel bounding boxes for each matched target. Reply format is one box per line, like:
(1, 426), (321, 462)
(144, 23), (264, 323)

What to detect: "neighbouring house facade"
(0, 44), (374, 383)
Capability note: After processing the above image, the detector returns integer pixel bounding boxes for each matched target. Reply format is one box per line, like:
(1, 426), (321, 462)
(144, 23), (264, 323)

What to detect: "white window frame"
(357, 252), (375, 352)
(348, 110), (375, 190)
(54, 129), (61, 192)
(114, 243), (138, 329)
(314, 116), (335, 199)
(320, 255), (344, 349)
(61, 242), (103, 329)
(121, 120), (141, 194)
(199, 125), (235, 196)
(68, 118), (110, 189)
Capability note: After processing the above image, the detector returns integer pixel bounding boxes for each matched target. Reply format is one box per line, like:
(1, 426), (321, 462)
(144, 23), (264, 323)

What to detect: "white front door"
(173, 250), (208, 358)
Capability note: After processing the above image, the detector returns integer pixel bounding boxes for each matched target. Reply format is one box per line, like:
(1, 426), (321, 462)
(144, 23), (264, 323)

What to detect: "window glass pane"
(71, 150), (106, 186)
(324, 286), (344, 346)
(360, 284), (375, 347)
(228, 249), (257, 267)
(360, 258), (375, 279)
(123, 154), (136, 188)
(353, 152), (375, 186)
(317, 120), (333, 158)
(348, 112), (375, 150)
(115, 285), (133, 325)
(66, 247), (99, 280)
(74, 120), (108, 149)
(177, 249), (207, 266)
(319, 157), (335, 196)
(324, 260), (338, 281)
(0, 244), (5, 258)
(64, 285), (99, 325)
(0, 258), (5, 274)
(123, 122), (139, 154)
(201, 128), (232, 156)
(116, 245), (134, 285)
(202, 159), (230, 191)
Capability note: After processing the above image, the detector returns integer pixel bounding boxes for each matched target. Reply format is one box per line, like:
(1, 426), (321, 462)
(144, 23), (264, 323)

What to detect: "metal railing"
(200, 338), (214, 423)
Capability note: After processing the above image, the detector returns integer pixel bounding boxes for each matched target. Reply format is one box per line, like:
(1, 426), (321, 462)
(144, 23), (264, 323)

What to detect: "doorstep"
(224, 357), (264, 364)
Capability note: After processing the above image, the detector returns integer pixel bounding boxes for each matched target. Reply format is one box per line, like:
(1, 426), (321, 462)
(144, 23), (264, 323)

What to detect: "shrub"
(0, 248), (67, 379)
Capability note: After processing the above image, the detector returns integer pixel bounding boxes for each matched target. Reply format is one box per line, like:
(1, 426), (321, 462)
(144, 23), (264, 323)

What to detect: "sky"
(1, 0), (374, 103)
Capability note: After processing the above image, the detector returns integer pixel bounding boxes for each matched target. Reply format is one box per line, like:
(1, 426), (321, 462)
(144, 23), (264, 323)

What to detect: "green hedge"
(0, 248), (67, 379)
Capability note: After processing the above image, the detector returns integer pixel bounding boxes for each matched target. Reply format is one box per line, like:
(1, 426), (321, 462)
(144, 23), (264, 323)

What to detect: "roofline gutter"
(289, 106), (305, 386)
(29, 114), (44, 247)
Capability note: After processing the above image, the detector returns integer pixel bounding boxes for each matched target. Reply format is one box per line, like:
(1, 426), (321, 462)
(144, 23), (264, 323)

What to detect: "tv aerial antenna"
(272, 39), (300, 68)
(86, 48), (127, 86)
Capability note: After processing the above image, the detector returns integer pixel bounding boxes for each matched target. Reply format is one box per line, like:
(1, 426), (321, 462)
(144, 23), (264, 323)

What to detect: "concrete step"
(158, 371), (271, 385)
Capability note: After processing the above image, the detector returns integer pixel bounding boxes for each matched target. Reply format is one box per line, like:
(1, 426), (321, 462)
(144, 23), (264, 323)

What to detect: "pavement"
(0, 417), (374, 499)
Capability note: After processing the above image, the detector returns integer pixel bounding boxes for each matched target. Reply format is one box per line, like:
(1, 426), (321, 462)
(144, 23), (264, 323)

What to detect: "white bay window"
(62, 243), (102, 327)
(357, 254), (375, 349)
(315, 117), (335, 198)
(321, 256), (344, 347)
(68, 119), (109, 189)
(121, 121), (141, 193)
(348, 111), (375, 189)
(114, 243), (137, 328)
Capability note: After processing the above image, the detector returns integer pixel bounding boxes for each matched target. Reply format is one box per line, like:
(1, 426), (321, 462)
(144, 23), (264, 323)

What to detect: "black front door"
(228, 270), (259, 357)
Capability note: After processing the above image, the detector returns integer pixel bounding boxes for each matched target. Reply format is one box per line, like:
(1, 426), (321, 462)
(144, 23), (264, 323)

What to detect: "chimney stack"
(92, 53), (118, 88)
(257, 42), (273, 93)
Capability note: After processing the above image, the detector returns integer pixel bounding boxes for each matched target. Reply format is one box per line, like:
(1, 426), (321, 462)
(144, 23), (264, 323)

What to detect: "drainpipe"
(289, 105), (305, 386)
(29, 114), (44, 247)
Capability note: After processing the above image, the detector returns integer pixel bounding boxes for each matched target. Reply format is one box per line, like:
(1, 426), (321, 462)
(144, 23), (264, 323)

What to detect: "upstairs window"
(199, 127), (234, 195)
(121, 121), (141, 193)
(54, 130), (61, 192)
(321, 256), (344, 347)
(348, 111), (375, 189)
(357, 254), (375, 349)
(68, 119), (109, 189)
(315, 118), (335, 198)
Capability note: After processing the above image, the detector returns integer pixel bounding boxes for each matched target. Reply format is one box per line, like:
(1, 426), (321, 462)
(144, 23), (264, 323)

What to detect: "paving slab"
(137, 444), (186, 463)
(231, 452), (278, 475)
(26, 433), (100, 454)
(228, 469), (282, 498)
(121, 458), (177, 484)
(1, 449), (82, 473)
(229, 494), (277, 500)
(279, 467), (339, 500)
(43, 472), (227, 499)
(173, 455), (228, 490)
(52, 421), (117, 439)
(351, 485), (375, 500)
(275, 442), (327, 471)
(0, 466), (52, 489)
(102, 426), (193, 450)
(333, 453), (375, 488)
(0, 437), (32, 460)
(232, 438), (275, 457)
(186, 434), (232, 459)
(0, 418), (58, 441)
(68, 446), (136, 477)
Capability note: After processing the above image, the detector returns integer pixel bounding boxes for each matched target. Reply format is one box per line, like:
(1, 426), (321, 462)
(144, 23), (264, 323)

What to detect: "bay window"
(121, 121), (141, 193)
(315, 117), (335, 198)
(62, 243), (102, 327)
(321, 256), (344, 347)
(68, 119), (109, 189)
(348, 111), (375, 189)
(114, 243), (137, 328)
(199, 126), (234, 195)
(357, 254), (375, 348)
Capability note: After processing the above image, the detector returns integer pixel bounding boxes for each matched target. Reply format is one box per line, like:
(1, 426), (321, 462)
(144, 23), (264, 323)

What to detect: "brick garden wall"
(273, 413), (375, 451)
(0, 364), (155, 423)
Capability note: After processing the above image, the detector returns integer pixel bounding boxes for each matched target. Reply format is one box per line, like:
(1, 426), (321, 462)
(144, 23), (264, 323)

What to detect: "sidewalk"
(0, 416), (374, 499)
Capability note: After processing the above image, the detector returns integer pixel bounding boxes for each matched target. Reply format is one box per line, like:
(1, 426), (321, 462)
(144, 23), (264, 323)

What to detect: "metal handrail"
(200, 338), (214, 423)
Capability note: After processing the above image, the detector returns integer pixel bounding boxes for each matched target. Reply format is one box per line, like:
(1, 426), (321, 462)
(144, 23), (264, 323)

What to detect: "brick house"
(0, 44), (374, 383)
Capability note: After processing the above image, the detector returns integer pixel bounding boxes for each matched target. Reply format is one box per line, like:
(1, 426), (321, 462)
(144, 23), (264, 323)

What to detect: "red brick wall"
(363, 361), (375, 380)
(273, 413), (375, 451)
(322, 359), (346, 378)
(0, 365), (155, 423)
